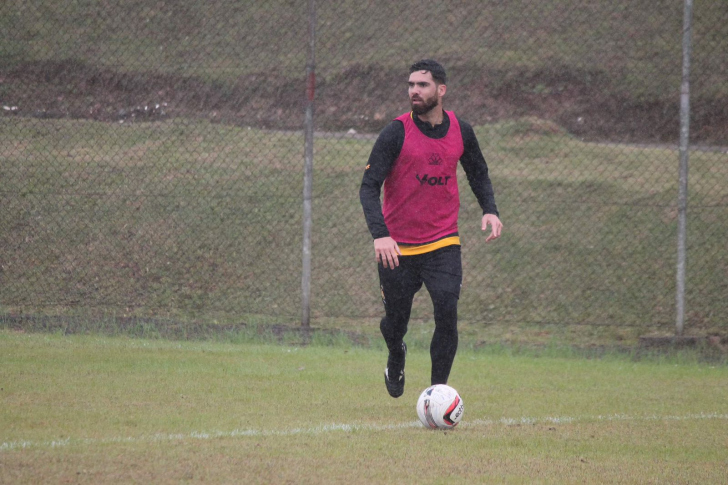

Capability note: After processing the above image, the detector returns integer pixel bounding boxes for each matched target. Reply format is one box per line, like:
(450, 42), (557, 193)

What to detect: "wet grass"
(1, 330), (727, 483)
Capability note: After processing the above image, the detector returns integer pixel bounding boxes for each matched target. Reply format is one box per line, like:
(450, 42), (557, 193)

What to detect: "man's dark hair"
(409, 59), (447, 85)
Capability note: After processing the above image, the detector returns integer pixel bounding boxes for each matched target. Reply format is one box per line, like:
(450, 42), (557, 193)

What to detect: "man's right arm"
(359, 120), (405, 239)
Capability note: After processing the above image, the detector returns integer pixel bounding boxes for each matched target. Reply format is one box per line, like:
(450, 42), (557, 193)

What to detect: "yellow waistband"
(398, 236), (461, 256)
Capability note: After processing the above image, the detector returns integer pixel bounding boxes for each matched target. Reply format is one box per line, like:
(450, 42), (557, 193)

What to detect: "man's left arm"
(459, 121), (503, 242)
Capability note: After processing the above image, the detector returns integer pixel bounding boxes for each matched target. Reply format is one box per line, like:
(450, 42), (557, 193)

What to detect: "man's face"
(408, 70), (445, 115)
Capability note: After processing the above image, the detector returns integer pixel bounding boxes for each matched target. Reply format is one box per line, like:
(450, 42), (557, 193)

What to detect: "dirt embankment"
(2, 60), (726, 145)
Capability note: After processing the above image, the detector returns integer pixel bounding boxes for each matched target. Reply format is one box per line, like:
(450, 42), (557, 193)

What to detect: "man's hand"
(374, 237), (401, 269)
(482, 214), (503, 242)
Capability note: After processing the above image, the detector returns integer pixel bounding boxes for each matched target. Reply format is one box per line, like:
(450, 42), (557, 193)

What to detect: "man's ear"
(438, 83), (447, 98)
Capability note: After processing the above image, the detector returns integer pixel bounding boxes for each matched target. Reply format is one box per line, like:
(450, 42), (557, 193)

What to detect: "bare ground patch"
(2, 59), (727, 145)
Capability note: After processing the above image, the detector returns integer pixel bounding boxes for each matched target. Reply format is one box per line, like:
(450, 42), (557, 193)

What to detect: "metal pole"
(676, 0), (693, 336)
(301, 0), (316, 327)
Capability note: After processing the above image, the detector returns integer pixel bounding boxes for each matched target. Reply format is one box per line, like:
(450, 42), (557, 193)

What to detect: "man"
(359, 59), (503, 398)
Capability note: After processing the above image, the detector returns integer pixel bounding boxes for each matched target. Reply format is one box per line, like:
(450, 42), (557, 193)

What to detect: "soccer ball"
(416, 384), (464, 429)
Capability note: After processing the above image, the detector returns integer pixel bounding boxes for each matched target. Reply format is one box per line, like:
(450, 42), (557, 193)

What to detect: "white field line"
(2, 412), (727, 452)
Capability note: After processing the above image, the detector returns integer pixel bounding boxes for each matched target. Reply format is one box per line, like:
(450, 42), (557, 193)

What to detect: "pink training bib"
(383, 111), (464, 245)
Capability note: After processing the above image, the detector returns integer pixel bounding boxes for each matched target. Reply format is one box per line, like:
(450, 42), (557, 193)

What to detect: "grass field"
(1, 330), (727, 483)
(2, 5), (727, 480)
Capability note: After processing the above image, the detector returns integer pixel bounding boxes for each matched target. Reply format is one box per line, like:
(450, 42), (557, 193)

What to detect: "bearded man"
(359, 59), (503, 398)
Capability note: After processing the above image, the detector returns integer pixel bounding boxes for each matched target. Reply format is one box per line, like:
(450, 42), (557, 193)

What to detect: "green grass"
(1, 331), (727, 483)
(2, 117), (726, 347)
(2, 0), (726, 99)
(2, 2), (726, 344)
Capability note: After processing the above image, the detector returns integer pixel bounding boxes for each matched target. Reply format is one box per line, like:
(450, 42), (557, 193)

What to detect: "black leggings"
(377, 245), (462, 385)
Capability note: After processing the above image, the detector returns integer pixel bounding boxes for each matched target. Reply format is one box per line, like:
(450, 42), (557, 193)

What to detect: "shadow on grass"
(0, 314), (373, 348)
(2, 314), (726, 365)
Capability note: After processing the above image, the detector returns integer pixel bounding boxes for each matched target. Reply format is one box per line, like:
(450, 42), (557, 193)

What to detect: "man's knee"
(432, 292), (458, 326)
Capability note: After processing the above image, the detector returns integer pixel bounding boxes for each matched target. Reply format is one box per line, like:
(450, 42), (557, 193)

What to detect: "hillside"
(1, 1), (726, 144)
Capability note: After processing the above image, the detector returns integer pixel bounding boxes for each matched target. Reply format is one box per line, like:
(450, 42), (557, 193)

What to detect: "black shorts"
(378, 245), (462, 307)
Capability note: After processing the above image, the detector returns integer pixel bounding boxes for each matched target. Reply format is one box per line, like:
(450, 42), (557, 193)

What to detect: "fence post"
(301, 0), (316, 328)
(675, 0), (693, 336)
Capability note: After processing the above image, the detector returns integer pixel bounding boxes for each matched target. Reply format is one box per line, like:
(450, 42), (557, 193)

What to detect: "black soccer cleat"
(384, 342), (407, 398)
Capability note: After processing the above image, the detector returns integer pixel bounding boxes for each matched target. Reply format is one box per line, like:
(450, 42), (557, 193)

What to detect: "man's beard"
(410, 94), (439, 115)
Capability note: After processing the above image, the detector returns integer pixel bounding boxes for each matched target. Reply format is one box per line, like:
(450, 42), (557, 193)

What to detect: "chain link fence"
(1, 1), (726, 338)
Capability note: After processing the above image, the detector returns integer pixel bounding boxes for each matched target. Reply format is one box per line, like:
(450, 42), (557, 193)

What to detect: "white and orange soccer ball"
(416, 384), (464, 429)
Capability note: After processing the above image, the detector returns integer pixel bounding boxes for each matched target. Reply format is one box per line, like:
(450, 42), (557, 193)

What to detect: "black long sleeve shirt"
(359, 111), (499, 240)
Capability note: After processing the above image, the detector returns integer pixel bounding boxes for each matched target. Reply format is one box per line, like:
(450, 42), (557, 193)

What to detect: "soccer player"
(359, 59), (503, 398)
